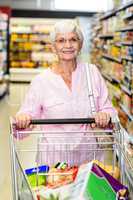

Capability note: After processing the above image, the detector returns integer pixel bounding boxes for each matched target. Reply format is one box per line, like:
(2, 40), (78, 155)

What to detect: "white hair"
(50, 19), (84, 43)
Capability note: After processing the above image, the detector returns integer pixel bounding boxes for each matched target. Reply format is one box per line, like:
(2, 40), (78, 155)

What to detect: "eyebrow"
(55, 36), (79, 40)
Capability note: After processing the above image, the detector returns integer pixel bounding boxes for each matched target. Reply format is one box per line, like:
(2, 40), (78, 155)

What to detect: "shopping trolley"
(10, 117), (133, 200)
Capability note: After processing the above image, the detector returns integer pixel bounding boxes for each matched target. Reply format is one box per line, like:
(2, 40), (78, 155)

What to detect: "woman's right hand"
(15, 114), (32, 129)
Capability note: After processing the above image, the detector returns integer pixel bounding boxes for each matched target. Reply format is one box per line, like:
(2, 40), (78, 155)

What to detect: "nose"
(64, 39), (72, 47)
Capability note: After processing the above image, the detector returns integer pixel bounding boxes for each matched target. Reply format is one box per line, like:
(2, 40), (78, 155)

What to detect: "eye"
(55, 38), (65, 44)
(70, 37), (79, 43)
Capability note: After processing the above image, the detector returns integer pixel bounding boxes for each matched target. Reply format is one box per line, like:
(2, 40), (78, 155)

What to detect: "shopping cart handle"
(30, 118), (96, 125)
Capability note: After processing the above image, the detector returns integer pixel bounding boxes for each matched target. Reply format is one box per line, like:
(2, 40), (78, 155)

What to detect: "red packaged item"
(47, 166), (78, 188)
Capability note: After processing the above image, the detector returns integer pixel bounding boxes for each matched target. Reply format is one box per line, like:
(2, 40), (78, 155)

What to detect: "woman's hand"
(15, 113), (32, 129)
(91, 112), (111, 128)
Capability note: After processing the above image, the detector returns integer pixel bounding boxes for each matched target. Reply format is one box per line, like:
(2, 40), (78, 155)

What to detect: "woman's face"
(53, 32), (82, 61)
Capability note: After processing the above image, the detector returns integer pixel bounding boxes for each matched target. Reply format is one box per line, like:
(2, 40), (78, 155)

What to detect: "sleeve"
(17, 76), (42, 118)
(92, 65), (117, 117)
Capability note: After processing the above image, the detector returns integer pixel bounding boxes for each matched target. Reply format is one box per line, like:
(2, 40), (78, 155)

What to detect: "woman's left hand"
(92, 112), (111, 128)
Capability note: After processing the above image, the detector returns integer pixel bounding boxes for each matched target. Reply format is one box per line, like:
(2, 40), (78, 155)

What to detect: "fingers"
(93, 112), (111, 128)
(15, 114), (32, 129)
(90, 123), (96, 129)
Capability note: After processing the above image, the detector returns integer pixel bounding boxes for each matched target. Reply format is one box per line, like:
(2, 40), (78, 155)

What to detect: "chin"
(62, 55), (77, 61)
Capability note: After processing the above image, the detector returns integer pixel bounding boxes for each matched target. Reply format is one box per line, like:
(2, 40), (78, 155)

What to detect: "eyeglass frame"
(55, 36), (80, 46)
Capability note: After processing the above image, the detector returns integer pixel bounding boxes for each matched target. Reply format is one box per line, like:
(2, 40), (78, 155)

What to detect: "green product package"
(70, 162), (128, 200)
(27, 173), (46, 187)
(85, 172), (116, 200)
(25, 165), (49, 188)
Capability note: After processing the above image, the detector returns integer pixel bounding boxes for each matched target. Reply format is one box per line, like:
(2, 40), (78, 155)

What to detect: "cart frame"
(10, 117), (133, 200)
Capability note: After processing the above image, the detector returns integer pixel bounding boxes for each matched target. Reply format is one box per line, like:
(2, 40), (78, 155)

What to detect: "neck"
(52, 60), (77, 75)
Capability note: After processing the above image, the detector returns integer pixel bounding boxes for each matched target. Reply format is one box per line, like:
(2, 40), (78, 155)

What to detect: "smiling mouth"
(62, 50), (75, 54)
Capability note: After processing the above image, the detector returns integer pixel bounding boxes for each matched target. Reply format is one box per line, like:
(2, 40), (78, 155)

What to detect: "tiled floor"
(0, 83), (29, 200)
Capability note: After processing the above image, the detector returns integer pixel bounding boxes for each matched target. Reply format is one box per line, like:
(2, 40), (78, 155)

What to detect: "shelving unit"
(10, 9), (95, 82)
(10, 17), (57, 82)
(0, 7), (10, 98)
(91, 1), (133, 129)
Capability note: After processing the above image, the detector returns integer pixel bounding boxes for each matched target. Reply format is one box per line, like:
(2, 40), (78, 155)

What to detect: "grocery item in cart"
(47, 165), (78, 188)
(36, 162), (129, 200)
(93, 159), (120, 179)
(70, 162), (129, 200)
(87, 163), (128, 200)
(25, 165), (49, 187)
(37, 183), (73, 200)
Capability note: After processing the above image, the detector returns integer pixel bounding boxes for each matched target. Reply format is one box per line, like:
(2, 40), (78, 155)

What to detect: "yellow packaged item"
(93, 160), (120, 179)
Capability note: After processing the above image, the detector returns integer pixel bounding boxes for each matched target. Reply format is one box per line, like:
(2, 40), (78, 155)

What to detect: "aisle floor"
(0, 83), (29, 200)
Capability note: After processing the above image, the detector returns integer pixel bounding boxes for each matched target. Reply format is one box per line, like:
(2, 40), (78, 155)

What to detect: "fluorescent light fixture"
(55, 0), (112, 11)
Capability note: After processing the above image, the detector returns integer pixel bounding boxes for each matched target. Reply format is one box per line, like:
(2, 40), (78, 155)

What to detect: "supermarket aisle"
(0, 83), (29, 200)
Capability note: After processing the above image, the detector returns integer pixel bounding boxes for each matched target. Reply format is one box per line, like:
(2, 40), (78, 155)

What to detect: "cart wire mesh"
(10, 118), (133, 200)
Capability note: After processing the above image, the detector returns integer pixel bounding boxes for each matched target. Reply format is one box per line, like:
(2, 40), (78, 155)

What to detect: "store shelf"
(102, 73), (113, 83)
(102, 54), (122, 64)
(10, 68), (45, 83)
(123, 13), (133, 20)
(116, 26), (133, 32)
(102, 73), (121, 84)
(122, 56), (133, 62)
(117, 1), (133, 12)
(100, 10), (116, 21)
(10, 17), (58, 69)
(99, 34), (114, 39)
(120, 103), (133, 121)
(121, 41), (133, 46)
(11, 32), (50, 35)
(121, 84), (132, 96)
(125, 74), (132, 81)
(0, 7), (10, 99)
(100, 1), (133, 21)
(91, 3), (133, 129)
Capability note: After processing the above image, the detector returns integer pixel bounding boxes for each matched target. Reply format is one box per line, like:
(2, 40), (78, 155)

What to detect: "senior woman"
(15, 20), (116, 166)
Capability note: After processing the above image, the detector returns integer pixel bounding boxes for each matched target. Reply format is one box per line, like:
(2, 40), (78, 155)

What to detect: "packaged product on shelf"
(113, 0), (121, 8)
(121, 92), (132, 114)
(118, 108), (129, 128)
(10, 19), (54, 69)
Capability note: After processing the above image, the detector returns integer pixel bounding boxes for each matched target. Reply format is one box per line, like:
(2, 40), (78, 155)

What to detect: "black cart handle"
(30, 118), (96, 125)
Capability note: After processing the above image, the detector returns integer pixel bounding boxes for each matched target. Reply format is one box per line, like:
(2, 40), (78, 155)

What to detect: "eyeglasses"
(55, 37), (80, 45)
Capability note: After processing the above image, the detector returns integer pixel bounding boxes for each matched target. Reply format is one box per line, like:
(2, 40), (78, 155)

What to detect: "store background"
(0, 0), (132, 199)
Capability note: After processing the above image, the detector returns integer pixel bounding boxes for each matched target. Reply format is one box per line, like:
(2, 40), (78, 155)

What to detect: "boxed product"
(25, 165), (49, 187)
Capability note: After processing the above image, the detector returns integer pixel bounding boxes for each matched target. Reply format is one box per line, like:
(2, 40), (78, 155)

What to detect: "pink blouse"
(17, 62), (117, 166)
